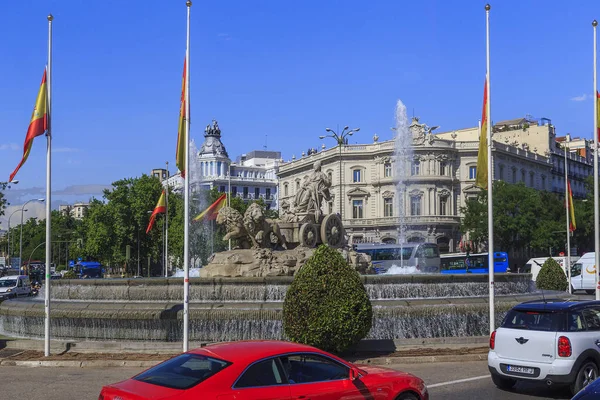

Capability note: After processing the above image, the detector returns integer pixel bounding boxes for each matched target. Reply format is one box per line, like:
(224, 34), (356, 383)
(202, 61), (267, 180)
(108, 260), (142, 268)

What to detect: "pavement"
(0, 336), (491, 367)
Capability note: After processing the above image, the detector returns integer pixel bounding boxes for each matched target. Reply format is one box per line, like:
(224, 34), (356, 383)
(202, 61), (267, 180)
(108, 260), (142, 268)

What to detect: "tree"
(0, 182), (8, 218)
(282, 245), (373, 353)
(536, 257), (568, 291)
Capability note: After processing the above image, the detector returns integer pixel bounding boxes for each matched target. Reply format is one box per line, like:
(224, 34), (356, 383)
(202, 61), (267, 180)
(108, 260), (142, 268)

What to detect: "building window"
(284, 184), (288, 196)
(499, 165), (504, 180)
(352, 200), (363, 219)
(439, 197), (447, 216)
(219, 186), (225, 193)
(521, 170), (525, 182)
(232, 186), (237, 197)
(384, 198), (393, 217)
(254, 188), (260, 199)
(296, 181), (300, 190)
(243, 187), (248, 199)
(542, 175), (546, 190)
(266, 188), (271, 200)
(468, 166), (477, 180)
(512, 169), (517, 183)
(412, 161), (420, 176)
(384, 163), (392, 177)
(530, 173), (534, 187)
(353, 169), (362, 183)
(439, 162), (446, 176)
(328, 172), (333, 182)
(410, 196), (421, 216)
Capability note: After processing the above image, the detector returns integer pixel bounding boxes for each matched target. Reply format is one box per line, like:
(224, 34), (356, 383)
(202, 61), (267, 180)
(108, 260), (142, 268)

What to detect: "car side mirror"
(349, 367), (360, 381)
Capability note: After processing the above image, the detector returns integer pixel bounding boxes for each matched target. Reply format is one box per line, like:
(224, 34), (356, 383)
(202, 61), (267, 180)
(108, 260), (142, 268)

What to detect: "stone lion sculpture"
(243, 203), (287, 250)
(216, 206), (251, 249)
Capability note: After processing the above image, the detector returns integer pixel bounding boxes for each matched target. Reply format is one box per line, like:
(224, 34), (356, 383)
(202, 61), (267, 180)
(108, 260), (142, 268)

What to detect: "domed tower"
(196, 120), (232, 183)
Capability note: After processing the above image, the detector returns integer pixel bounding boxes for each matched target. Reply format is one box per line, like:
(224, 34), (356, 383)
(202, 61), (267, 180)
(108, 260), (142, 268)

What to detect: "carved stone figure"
(216, 206), (250, 249)
(293, 160), (331, 221)
(243, 203), (287, 250)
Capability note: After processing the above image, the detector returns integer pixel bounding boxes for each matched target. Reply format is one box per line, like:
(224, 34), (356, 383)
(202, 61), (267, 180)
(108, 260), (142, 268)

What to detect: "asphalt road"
(0, 360), (578, 400)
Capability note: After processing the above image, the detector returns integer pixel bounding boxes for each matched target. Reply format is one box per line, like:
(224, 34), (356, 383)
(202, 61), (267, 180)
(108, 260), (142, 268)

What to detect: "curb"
(0, 354), (487, 368)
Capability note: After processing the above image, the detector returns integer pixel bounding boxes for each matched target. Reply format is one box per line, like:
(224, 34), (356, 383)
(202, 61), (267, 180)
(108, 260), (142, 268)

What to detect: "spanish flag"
(146, 190), (167, 234)
(568, 181), (576, 232)
(9, 69), (48, 182)
(175, 57), (187, 178)
(194, 193), (227, 222)
(475, 76), (488, 189)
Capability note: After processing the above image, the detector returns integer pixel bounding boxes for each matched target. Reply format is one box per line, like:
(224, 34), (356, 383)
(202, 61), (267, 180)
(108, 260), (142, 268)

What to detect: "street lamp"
(20, 198), (45, 273)
(319, 125), (360, 221)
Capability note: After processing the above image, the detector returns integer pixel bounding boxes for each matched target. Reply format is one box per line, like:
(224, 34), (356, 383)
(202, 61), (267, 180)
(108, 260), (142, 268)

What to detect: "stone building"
(278, 116), (595, 253)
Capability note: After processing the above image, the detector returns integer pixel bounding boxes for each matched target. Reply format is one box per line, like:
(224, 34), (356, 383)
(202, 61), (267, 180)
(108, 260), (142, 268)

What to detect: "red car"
(99, 340), (428, 400)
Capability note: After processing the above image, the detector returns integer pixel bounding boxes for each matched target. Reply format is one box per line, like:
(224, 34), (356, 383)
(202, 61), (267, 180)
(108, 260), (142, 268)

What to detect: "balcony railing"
(344, 215), (461, 226)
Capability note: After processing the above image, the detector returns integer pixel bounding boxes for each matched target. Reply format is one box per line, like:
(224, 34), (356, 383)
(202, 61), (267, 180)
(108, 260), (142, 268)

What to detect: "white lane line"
(428, 375), (490, 389)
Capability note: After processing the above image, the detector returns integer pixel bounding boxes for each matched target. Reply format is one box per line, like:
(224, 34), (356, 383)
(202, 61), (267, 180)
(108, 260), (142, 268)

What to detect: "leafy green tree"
(283, 245), (373, 353)
(536, 257), (568, 291)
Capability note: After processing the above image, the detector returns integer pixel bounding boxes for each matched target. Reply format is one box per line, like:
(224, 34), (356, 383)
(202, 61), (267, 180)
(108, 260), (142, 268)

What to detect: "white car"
(488, 300), (600, 397)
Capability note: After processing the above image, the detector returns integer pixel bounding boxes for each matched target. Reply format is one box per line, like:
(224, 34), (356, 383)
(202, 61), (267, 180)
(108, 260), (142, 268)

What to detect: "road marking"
(428, 375), (490, 389)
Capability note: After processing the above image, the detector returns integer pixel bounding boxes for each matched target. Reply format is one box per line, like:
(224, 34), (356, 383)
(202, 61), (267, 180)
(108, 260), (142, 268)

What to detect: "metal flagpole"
(593, 20), (600, 300)
(165, 161), (169, 278)
(228, 163), (231, 251)
(485, 4), (495, 335)
(565, 136), (572, 294)
(183, 0), (192, 353)
(44, 13), (53, 358)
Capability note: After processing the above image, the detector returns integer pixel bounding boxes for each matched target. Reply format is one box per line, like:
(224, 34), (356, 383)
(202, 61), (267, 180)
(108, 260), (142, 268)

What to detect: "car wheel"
(571, 360), (598, 395)
(491, 374), (516, 390)
(395, 393), (419, 400)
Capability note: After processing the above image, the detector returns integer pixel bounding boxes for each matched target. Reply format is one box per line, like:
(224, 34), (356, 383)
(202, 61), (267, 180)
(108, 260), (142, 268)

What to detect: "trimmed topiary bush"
(536, 257), (567, 292)
(62, 270), (77, 279)
(282, 245), (373, 353)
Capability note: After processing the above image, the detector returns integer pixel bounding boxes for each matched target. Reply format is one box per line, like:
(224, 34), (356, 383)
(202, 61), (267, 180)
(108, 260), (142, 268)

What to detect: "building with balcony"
(58, 202), (89, 220)
(163, 120), (282, 209)
(278, 116), (596, 252)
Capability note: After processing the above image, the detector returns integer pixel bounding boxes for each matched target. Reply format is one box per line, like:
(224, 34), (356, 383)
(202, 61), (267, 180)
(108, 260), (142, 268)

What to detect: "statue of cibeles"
(293, 160), (331, 221)
(243, 203), (287, 249)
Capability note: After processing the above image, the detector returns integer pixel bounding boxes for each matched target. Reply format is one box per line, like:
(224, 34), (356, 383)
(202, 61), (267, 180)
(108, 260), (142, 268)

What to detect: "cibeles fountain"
(0, 114), (536, 344)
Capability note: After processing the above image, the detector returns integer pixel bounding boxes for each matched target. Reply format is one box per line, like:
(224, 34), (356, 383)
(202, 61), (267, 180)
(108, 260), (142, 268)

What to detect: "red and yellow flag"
(596, 91), (600, 142)
(194, 193), (227, 222)
(475, 76), (488, 189)
(568, 181), (576, 232)
(9, 69), (48, 182)
(146, 190), (167, 234)
(176, 57), (187, 178)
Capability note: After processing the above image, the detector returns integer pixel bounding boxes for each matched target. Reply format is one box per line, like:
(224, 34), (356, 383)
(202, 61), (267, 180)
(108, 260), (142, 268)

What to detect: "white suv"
(488, 300), (600, 396)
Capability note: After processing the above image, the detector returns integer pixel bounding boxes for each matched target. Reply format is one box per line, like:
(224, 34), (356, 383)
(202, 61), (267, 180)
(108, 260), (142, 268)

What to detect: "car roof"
(513, 300), (600, 312)
(190, 340), (322, 363)
(0, 275), (27, 279)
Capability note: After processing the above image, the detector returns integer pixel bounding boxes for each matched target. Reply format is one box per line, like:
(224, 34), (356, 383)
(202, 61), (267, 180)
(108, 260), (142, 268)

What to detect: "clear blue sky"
(1, 0), (599, 208)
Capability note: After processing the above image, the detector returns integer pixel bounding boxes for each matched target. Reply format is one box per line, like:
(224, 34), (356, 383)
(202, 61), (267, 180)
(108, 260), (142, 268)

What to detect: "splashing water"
(393, 100), (413, 265)
(384, 265), (423, 275)
(173, 268), (202, 278)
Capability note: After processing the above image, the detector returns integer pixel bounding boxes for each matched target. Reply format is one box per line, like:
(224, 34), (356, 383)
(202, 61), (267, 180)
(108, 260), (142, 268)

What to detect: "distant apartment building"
(59, 202), (89, 220)
(163, 120), (282, 209)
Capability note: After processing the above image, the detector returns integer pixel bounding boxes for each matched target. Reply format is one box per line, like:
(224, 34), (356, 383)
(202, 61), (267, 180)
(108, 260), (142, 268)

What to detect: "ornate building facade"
(278, 117), (596, 253)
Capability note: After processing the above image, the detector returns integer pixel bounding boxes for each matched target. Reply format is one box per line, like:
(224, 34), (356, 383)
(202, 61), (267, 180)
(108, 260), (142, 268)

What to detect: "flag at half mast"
(9, 69), (48, 182)
(146, 190), (167, 234)
(568, 181), (576, 232)
(194, 193), (227, 222)
(176, 57), (187, 178)
(475, 76), (488, 189)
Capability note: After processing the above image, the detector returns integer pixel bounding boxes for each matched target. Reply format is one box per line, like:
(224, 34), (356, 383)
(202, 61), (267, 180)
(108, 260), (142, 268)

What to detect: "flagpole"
(485, 4), (495, 335)
(593, 20), (599, 301)
(44, 13), (53, 358)
(565, 136), (572, 294)
(183, 0), (191, 353)
(228, 163), (231, 251)
(165, 161), (169, 278)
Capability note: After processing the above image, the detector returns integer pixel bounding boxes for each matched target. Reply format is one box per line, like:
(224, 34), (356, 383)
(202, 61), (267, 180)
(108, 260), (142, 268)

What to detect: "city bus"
(353, 243), (441, 274)
(439, 251), (509, 274)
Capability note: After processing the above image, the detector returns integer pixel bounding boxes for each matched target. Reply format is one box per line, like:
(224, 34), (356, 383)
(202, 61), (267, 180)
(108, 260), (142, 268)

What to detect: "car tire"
(571, 360), (598, 396)
(491, 374), (516, 390)
(395, 393), (419, 400)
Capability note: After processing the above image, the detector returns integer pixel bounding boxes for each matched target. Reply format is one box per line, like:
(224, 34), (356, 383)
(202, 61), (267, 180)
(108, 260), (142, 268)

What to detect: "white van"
(0, 275), (31, 299)
(524, 256), (578, 282)
(571, 252), (598, 294)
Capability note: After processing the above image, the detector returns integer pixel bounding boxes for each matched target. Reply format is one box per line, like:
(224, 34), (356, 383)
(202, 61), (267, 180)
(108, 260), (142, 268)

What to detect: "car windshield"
(502, 309), (562, 331)
(572, 263), (582, 277)
(0, 280), (17, 288)
(133, 353), (230, 390)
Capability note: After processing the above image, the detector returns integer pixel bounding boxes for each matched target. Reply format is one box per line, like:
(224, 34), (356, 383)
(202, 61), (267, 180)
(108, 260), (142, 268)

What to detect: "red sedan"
(99, 340), (428, 400)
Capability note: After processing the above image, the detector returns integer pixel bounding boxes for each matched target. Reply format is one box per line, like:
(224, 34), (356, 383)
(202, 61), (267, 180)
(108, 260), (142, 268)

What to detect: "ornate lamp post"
(319, 126), (360, 221)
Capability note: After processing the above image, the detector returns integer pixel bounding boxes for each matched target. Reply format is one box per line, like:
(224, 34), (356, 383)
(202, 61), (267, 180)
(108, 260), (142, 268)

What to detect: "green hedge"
(536, 257), (567, 292)
(282, 245), (372, 353)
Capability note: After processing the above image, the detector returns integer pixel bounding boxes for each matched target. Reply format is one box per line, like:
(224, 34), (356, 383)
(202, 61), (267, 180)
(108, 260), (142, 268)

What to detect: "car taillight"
(558, 336), (572, 357)
(490, 330), (496, 350)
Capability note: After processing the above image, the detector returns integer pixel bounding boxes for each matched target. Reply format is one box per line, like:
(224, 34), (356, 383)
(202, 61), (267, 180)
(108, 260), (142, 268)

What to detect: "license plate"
(507, 365), (534, 374)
